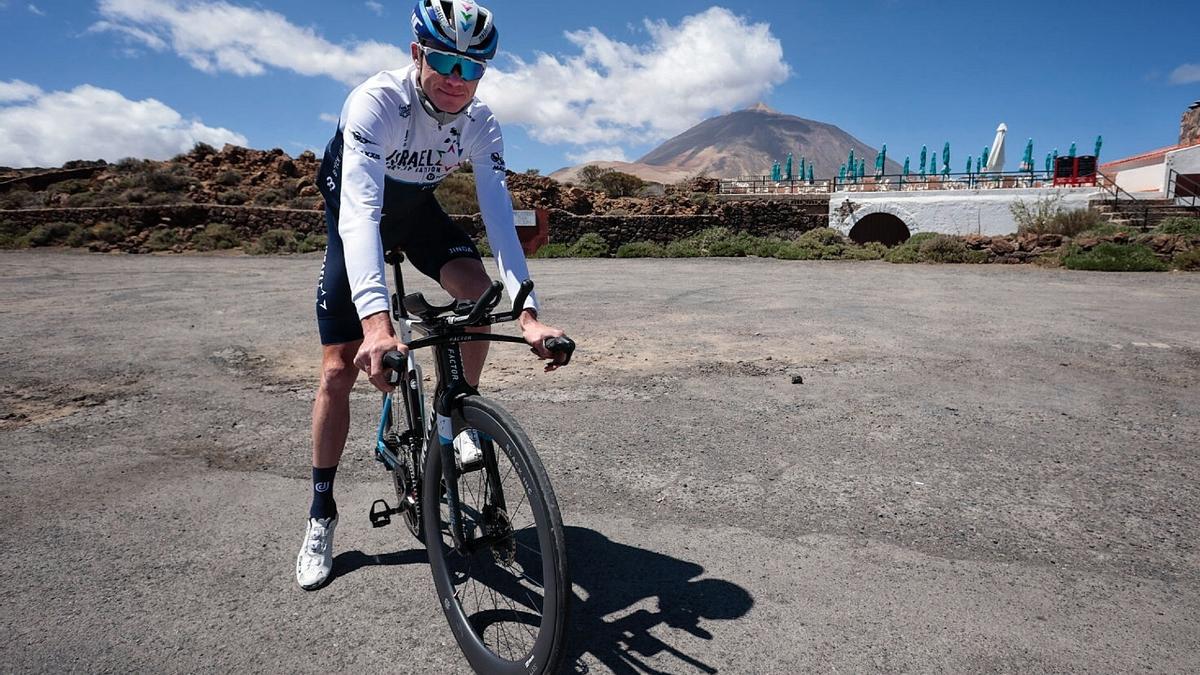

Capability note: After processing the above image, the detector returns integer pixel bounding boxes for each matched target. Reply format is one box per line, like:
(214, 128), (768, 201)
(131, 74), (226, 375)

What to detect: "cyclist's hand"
(518, 310), (568, 372)
(355, 312), (407, 392)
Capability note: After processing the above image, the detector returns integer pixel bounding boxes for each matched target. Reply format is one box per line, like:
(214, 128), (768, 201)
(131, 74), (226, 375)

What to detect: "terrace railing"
(718, 170), (1075, 195)
(1167, 169), (1200, 213)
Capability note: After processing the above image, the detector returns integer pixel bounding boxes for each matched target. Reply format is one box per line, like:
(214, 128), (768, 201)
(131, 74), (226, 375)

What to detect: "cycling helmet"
(411, 0), (499, 61)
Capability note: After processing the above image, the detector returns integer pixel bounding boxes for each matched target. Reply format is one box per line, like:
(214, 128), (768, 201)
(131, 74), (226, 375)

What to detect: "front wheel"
(423, 396), (569, 675)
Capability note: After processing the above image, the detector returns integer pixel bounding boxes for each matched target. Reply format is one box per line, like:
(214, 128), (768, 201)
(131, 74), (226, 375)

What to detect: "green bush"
(215, 169), (243, 187)
(216, 190), (248, 206)
(593, 171), (645, 198)
(798, 227), (846, 247)
(1011, 195), (1063, 234)
(1061, 242), (1167, 272)
(1171, 248), (1200, 271)
(91, 222), (126, 244)
(772, 241), (820, 260)
(842, 241), (887, 260)
(193, 223), (240, 251)
(918, 235), (969, 263)
(883, 243), (921, 264)
(569, 232), (609, 257)
(143, 168), (192, 193)
(0, 233), (20, 249)
(145, 228), (182, 251)
(0, 187), (41, 210)
(476, 239), (492, 257)
(296, 232), (327, 254)
(1156, 216), (1200, 236)
(248, 229), (298, 254)
(615, 241), (665, 258)
(435, 171), (479, 214)
(26, 222), (82, 246)
(531, 242), (572, 258)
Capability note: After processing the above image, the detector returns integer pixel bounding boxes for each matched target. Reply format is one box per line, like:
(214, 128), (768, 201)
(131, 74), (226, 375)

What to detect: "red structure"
(1052, 155), (1098, 187)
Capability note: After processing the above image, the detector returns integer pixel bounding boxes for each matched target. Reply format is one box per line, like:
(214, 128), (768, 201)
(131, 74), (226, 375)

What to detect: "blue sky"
(1, 0), (1197, 175)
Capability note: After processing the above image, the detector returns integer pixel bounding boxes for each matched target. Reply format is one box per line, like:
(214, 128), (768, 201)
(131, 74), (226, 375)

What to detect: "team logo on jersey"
(490, 151), (505, 172)
(351, 130), (378, 146)
(399, 104), (411, 118)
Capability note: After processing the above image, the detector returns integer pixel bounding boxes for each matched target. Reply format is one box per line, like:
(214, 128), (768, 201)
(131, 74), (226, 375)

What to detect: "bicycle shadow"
(326, 548), (428, 586)
(562, 526), (754, 674)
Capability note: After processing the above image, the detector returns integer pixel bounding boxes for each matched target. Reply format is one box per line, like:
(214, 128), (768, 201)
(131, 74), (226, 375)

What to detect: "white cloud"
(478, 7), (790, 148)
(1169, 63), (1200, 85)
(0, 82), (247, 167)
(318, 112), (339, 124)
(0, 79), (42, 102)
(365, 1), (383, 16)
(92, 0), (409, 85)
(88, 2), (788, 156)
(27, 3), (44, 15)
(566, 146), (629, 163)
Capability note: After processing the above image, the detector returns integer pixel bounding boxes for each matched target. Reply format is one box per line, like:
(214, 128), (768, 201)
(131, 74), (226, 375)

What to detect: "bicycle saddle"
(402, 292), (459, 319)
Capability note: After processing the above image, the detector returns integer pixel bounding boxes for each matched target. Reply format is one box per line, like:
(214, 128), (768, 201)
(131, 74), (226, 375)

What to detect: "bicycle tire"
(423, 395), (569, 675)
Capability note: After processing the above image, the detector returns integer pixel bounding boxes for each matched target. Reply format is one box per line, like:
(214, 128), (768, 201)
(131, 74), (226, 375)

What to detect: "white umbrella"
(984, 122), (1007, 173)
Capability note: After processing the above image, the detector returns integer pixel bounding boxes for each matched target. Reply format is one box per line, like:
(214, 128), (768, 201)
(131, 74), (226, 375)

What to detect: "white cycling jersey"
(317, 64), (537, 320)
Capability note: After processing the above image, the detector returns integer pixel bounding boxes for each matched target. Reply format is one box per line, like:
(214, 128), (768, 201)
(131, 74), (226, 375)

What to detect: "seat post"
(386, 249), (409, 321)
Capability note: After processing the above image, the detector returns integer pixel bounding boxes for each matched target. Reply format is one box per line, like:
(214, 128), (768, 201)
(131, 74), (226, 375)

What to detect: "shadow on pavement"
(327, 548), (429, 586)
(563, 526), (754, 674)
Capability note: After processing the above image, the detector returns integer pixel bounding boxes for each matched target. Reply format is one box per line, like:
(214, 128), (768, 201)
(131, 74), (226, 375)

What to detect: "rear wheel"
(423, 396), (569, 675)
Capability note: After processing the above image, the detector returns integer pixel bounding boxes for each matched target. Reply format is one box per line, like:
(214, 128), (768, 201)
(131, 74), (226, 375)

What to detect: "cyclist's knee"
(439, 258), (490, 299)
(319, 349), (358, 396)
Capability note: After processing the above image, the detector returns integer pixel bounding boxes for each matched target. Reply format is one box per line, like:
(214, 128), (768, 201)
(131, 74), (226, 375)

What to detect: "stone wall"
(2, 198), (828, 253)
(0, 204), (325, 238)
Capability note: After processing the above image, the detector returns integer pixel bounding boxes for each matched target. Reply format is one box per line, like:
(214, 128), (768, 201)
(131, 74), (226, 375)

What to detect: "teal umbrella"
(874, 149), (884, 178)
(929, 153), (937, 176)
(771, 160), (781, 181)
(1094, 135), (1103, 159)
(1045, 152), (1052, 175)
(942, 142), (950, 176)
(859, 158), (866, 181)
(1021, 138), (1034, 172)
(847, 149), (856, 179)
(807, 164), (814, 183)
(981, 146), (990, 172)
(785, 153), (794, 181)
(1068, 142), (1076, 158)
(966, 156), (973, 174)
(799, 157), (806, 181)
(839, 164), (846, 182)
(1053, 148), (1059, 174)
(919, 145), (927, 175)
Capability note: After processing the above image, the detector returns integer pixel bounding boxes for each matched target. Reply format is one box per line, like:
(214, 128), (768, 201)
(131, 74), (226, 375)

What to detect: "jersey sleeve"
(469, 108), (539, 313)
(337, 89), (393, 320)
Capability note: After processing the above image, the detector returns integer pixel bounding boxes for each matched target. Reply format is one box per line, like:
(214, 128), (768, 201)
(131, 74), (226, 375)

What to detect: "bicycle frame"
(374, 252), (528, 552)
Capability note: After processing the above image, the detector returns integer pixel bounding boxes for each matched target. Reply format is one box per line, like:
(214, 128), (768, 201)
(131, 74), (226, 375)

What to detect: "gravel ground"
(2, 250), (1198, 673)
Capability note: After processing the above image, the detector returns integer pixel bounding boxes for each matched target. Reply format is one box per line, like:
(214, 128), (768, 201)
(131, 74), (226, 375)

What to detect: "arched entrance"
(848, 212), (911, 246)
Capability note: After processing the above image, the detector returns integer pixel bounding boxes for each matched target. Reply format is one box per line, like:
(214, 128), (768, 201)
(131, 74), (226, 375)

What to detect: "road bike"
(368, 248), (573, 674)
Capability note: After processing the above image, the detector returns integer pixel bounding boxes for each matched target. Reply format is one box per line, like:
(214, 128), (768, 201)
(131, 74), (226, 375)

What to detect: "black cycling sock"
(309, 465), (338, 520)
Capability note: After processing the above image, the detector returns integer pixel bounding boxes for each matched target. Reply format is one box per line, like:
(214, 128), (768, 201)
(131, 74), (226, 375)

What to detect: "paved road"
(2, 250), (1198, 673)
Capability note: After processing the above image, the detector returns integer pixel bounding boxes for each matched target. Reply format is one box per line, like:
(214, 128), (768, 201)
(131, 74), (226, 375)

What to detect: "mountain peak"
(746, 102), (777, 114)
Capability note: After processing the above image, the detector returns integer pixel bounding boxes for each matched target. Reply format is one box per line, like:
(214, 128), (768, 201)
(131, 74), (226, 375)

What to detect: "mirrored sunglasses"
(421, 47), (487, 81)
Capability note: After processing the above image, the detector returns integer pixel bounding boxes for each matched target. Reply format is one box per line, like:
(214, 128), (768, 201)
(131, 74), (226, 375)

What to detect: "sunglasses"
(421, 46), (487, 81)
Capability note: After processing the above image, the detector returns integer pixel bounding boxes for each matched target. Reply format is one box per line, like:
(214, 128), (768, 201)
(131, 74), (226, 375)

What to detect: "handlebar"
(542, 336), (575, 366)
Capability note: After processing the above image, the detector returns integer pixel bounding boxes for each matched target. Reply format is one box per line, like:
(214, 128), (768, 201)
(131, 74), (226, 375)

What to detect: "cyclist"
(297, 0), (570, 590)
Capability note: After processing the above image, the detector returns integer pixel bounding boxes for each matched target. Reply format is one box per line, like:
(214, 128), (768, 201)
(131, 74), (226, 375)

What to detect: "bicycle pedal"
(368, 499), (393, 528)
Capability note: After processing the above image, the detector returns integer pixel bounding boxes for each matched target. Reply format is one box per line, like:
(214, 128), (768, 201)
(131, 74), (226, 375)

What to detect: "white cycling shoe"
(453, 429), (485, 470)
(295, 516), (338, 590)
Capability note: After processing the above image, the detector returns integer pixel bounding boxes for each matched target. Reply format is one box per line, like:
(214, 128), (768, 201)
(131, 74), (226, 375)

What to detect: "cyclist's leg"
(313, 205), (366, 473)
(312, 341), (360, 469)
(439, 257), (492, 387)
(400, 198), (490, 386)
